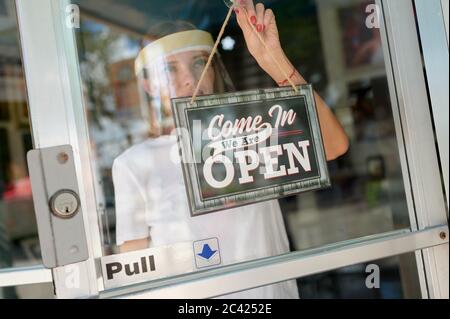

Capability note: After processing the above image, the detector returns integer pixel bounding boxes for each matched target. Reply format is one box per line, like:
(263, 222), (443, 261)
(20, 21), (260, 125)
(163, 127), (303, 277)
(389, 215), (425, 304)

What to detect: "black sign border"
(171, 85), (331, 217)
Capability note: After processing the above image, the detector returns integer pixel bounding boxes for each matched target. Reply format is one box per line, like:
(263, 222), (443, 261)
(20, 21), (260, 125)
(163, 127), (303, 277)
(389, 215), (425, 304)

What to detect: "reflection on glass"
(235, 253), (421, 299)
(74, 0), (412, 295)
(0, 283), (54, 299)
(0, 0), (45, 298)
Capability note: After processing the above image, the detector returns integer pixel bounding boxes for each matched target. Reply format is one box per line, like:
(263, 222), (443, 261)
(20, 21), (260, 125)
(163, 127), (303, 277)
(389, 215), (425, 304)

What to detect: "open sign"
(172, 85), (330, 216)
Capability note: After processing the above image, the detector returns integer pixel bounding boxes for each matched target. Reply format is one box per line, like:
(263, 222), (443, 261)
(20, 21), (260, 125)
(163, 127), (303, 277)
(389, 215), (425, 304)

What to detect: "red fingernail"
(250, 16), (257, 25)
(234, 8), (239, 14)
(257, 24), (262, 32)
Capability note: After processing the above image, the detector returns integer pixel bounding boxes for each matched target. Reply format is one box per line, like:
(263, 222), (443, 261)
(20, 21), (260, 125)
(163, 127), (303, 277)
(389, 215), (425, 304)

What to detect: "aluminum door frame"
(10, 0), (449, 299)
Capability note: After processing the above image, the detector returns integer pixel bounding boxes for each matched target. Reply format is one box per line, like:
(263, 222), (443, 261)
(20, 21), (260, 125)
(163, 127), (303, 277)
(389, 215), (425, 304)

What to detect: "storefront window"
(72, 0), (413, 295)
(237, 252), (421, 299)
(0, 0), (49, 298)
(0, 283), (53, 299)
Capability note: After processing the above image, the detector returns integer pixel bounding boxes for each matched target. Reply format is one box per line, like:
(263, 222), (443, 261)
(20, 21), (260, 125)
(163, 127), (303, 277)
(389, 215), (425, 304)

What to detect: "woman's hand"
(235, 0), (350, 160)
(234, 0), (301, 84)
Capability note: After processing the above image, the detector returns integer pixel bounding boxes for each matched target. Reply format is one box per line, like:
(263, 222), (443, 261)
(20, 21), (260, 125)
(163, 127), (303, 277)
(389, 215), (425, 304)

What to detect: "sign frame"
(171, 84), (331, 216)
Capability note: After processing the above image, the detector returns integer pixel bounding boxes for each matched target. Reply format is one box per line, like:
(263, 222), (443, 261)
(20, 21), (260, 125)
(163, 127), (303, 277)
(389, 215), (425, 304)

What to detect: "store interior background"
(0, 0), (423, 298)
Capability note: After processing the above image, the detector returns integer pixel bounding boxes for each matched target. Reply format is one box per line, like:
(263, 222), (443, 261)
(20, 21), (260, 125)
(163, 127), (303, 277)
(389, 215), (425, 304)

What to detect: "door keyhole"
(49, 190), (80, 218)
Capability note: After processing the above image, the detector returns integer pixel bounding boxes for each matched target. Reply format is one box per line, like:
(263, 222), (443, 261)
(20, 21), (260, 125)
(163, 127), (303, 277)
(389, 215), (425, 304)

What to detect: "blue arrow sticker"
(197, 244), (217, 260)
(193, 238), (221, 268)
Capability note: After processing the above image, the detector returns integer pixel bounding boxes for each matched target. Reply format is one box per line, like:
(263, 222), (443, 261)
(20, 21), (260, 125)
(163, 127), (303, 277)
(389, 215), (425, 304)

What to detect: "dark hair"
(147, 20), (197, 40)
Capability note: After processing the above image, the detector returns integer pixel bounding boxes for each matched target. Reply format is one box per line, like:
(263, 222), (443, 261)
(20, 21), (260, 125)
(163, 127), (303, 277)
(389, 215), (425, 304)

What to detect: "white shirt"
(112, 135), (299, 298)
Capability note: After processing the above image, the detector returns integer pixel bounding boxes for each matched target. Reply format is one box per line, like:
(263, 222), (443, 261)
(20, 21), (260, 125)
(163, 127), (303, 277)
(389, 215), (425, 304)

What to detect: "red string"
(277, 68), (296, 86)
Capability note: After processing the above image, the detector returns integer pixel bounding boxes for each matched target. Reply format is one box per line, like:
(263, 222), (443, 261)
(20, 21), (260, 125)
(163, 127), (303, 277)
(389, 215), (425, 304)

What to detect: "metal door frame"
(1, 0), (447, 299)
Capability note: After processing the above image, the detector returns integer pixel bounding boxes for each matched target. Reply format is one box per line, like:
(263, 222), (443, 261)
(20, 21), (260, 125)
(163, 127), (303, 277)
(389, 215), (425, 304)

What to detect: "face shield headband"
(135, 30), (215, 76)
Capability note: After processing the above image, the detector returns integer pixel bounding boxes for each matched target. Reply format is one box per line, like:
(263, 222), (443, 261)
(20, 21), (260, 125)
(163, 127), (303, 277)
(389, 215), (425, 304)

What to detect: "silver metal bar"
(0, 265), (53, 288)
(383, 0), (449, 299)
(377, 0), (420, 233)
(415, 0), (449, 211)
(376, 0), (444, 298)
(15, 0), (104, 298)
(99, 225), (448, 299)
(440, 0), (449, 45)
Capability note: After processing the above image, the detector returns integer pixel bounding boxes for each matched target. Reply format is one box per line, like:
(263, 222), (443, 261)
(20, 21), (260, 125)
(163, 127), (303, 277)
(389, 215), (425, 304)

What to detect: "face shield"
(135, 30), (234, 137)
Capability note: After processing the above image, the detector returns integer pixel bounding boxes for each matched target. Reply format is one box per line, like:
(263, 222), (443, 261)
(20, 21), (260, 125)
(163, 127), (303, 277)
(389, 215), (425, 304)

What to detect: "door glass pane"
(0, 0), (49, 298)
(0, 0), (42, 268)
(71, 0), (414, 294)
(0, 282), (54, 299)
(232, 252), (422, 299)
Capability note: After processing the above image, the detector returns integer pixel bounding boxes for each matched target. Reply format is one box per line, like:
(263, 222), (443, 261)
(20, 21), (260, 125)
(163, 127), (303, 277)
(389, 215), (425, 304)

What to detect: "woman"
(112, 1), (349, 298)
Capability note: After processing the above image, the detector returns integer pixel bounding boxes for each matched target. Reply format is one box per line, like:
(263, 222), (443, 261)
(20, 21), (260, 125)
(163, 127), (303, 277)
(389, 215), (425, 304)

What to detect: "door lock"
(27, 145), (88, 268)
(49, 189), (80, 218)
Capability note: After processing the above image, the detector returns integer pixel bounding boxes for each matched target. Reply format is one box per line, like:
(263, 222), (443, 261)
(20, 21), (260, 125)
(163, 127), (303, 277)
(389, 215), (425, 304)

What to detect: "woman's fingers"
(263, 8), (275, 29)
(240, 0), (257, 25)
(235, 2), (276, 39)
(255, 3), (265, 32)
(235, 6), (253, 39)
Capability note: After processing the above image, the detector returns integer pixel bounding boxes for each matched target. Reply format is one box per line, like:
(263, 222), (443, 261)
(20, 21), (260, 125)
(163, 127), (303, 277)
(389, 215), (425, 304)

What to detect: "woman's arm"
(235, 1), (349, 160)
(119, 237), (149, 253)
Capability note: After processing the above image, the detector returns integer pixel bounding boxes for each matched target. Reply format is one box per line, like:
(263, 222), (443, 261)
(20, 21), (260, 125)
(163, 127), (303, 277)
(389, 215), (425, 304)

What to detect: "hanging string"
(190, 5), (235, 104)
(190, 4), (298, 104)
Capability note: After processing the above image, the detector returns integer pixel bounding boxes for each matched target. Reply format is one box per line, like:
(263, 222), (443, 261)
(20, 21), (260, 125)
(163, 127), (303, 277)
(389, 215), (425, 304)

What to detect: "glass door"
(14, 0), (448, 299)
(0, 0), (53, 299)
